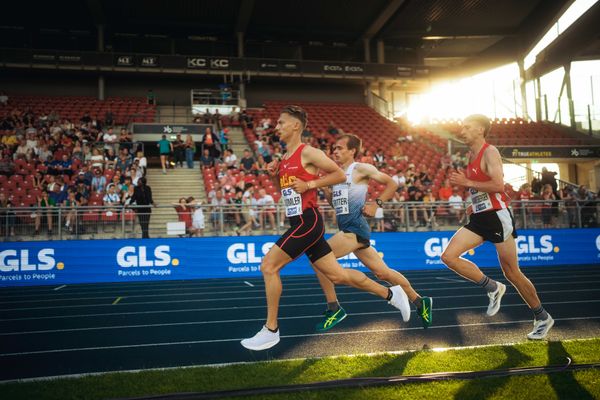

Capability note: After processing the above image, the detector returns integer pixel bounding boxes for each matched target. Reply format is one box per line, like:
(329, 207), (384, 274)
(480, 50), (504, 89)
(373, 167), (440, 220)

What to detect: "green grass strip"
(1, 338), (599, 400)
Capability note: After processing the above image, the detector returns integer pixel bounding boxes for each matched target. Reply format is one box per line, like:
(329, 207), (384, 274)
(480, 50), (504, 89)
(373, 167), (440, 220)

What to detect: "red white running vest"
(466, 143), (509, 213)
(279, 144), (318, 217)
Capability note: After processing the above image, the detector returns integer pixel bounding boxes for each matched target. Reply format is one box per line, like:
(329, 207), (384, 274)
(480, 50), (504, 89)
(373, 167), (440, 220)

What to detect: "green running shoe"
(315, 307), (347, 332)
(418, 297), (433, 329)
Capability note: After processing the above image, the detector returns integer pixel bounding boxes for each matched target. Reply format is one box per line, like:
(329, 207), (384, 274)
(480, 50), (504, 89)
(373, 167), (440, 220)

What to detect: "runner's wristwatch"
(375, 198), (384, 207)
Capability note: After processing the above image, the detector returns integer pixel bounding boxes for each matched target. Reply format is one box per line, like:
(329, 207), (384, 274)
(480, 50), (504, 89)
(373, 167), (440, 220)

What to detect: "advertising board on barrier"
(1, 229), (599, 287)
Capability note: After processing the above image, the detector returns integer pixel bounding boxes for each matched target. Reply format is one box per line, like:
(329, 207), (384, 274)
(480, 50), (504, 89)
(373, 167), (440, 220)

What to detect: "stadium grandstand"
(0, 0), (599, 398)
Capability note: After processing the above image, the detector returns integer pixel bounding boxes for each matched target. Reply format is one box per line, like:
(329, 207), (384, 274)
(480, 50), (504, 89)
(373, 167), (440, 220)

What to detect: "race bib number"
(332, 184), (349, 215)
(469, 189), (493, 213)
(281, 187), (302, 217)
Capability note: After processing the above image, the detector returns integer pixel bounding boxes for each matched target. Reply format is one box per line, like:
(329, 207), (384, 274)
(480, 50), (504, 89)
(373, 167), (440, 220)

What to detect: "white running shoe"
(241, 326), (280, 350)
(527, 315), (555, 340)
(486, 282), (506, 316)
(388, 285), (411, 322)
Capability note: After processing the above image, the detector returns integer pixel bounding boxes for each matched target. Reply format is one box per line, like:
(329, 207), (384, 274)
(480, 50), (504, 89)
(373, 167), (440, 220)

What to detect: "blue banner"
(1, 229), (599, 287)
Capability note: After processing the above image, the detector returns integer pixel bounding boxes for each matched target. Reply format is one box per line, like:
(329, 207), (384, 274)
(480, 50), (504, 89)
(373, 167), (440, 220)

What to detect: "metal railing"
(0, 200), (597, 242)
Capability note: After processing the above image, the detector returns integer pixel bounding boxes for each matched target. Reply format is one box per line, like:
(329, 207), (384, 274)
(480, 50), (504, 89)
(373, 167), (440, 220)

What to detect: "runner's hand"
(267, 159), (279, 176)
(450, 170), (470, 187)
(291, 178), (310, 194)
(362, 202), (378, 217)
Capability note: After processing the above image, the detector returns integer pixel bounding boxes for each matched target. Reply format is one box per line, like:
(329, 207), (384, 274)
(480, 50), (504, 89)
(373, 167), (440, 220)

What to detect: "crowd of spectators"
(0, 103), (147, 236)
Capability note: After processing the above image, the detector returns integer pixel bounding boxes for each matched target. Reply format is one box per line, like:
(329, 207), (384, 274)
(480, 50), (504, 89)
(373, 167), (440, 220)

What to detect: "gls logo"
(0, 249), (55, 272)
(516, 235), (555, 254)
(117, 246), (171, 267)
(227, 243), (275, 264)
(424, 238), (474, 258)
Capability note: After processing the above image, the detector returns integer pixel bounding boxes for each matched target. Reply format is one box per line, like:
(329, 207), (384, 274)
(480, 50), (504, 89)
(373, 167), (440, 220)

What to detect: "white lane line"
(1, 298), (599, 337)
(1, 315), (598, 357)
(0, 269), (600, 304)
(2, 281), (600, 313)
(1, 267), (597, 298)
(53, 285), (66, 291)
(243, 281), (254, 287)
(435, 277), (464, 283)
(1, 286), (595, 323)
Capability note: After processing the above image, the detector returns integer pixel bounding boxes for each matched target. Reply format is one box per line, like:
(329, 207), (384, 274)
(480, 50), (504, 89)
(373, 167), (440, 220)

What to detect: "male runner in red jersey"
(241, 106), (410, 350)
(443, 114), (553, 340)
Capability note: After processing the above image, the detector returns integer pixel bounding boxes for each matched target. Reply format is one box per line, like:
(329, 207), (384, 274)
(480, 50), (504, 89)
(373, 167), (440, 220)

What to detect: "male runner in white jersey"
(443, 114), (553, 339)
(312, 134), (433, 331)
(241, 106), (411, 351)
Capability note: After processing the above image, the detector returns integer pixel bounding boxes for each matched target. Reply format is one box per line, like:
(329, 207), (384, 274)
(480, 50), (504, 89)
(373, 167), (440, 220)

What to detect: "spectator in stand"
(184, 134), (196, 169)
(75, 181), (90, 206)
(257, 188), (275, 229)
(105, 147), (117, 169)
(239, 149), (257, 174)
(201, 127), (220, 159)
(451, 151), (463, 169)
(438, 179), (453, 201)
(541, 167), (558, 194)
(561, 186), (578, 228)
(327, 121), (339, 136)
(392, 170), (406, 191)
(80, 112), (92, 126)
(360, 149), (374, 165)
(575, 185), (596, 227)
(91, 147), (105, 171)
(316, 132), (329, 150)
(504, 182), (517, 201)
(91, 169), (107, 193)
(229, 188), (243, 228)
(62, 189), (79, 233)
(58, 154), (73, 177)
(147, 89), (155, 105)
(421, 172), (433, 187)
(219, 128), (230, 152)
(104, 108), (114, 127)
(448, 187), (465, 224)
(130, 177), (155, 238)
(301, 128), (312, 144)
(390, 142), (406, 161)
(173, 197), (194, 236)
(210, 190), (227, 231)
(374, 148), (386, 168)
(240, 109), (253, 129)
(541, 184), (556, 228)
(134, 150), (147, 176)
(256, 154), (268, 175)
(0, 193), (16, 236)
(189, 197), (205, 237)
(200, 148), (215, 169)
(441, 152), (452, 170)
(119, 128), (133, 153)
(422, 188), (437, 227)
(238, 184), (258, 235)
(223, 149), (237, 169)
(157, 134), (173, 174)
(121, 184), (135, 206)
(0, 92), (8, 106)
(214, 109), (223, 130)
(103, 184), (120, 207)
(203, 108), (212, 124)
(173, 134), (185, 168)
(71, 140), (83, 161)
(34, 190), (53, 235)
(102, 128), (118, 154)
(531, 176), (542, 195)
(49, 179), (68, 208)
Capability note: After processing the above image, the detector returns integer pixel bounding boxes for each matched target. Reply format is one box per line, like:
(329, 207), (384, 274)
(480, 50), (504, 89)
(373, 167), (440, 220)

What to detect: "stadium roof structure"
(1, 0), (599, 78)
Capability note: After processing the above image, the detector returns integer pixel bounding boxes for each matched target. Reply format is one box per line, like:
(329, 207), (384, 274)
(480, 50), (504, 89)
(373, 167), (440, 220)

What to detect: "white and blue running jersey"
(332, 162), (371, 241)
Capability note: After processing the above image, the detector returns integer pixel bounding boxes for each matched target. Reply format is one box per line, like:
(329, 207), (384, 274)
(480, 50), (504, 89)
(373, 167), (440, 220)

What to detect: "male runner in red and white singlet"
(241, 106), (410, 351)
(443, 114), (553, 340)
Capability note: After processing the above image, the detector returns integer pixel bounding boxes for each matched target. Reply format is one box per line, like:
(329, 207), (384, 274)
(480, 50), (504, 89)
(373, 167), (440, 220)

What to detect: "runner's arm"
(356, 163), (398, 202)
(292, 146), (345, 193)
(450, 146), (504, 193)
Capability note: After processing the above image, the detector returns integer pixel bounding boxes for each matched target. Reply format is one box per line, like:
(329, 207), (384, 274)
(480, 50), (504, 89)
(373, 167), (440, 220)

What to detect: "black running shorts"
(464, 208), (517, 243)
(276, 207), (331, 263)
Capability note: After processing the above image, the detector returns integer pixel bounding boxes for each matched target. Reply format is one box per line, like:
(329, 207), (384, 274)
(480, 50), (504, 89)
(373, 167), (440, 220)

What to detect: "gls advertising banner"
(1, 229), (599, 287)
